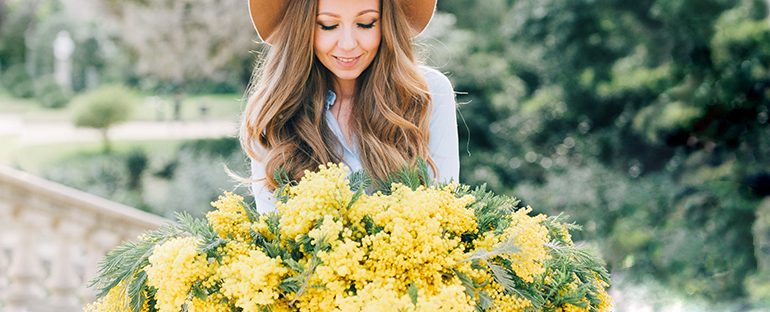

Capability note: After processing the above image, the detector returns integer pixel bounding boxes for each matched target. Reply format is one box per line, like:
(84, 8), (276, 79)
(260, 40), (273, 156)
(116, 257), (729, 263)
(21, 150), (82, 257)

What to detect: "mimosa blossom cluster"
(87, 163), (612, 312)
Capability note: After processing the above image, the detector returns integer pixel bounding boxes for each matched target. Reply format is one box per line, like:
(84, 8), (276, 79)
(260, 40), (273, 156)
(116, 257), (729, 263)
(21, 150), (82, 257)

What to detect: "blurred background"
(0, 0), (769, 310)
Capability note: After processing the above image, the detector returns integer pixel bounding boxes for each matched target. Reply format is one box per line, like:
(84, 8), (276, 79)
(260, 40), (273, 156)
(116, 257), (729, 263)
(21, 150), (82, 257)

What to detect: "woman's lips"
(333, 55), (361, 67)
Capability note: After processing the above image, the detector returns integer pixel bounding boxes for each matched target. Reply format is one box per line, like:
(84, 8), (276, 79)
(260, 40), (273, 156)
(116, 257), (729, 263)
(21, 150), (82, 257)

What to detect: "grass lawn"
(0, 90), (244, 122)
(131, 93), (245, 122)
(0, 92), (72, 121)
(0, 135), (19, 164)
(2, 139), (185, 175)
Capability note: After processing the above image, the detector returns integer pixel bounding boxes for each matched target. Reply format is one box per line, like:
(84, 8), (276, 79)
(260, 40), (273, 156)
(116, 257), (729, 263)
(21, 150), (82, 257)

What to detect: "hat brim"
(248, 0), (437, 44)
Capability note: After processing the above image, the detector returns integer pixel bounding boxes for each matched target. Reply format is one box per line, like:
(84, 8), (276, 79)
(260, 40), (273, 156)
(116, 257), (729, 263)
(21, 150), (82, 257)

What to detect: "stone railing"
(0, 165), (169, 311)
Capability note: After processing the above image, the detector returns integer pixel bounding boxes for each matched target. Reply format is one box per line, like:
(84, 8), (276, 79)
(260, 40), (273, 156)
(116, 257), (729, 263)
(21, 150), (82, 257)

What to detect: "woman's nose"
(338, 27), (357, 51)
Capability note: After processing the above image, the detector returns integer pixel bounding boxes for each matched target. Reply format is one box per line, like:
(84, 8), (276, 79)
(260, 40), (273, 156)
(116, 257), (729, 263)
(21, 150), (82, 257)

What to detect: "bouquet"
(87, 162), (612, 312)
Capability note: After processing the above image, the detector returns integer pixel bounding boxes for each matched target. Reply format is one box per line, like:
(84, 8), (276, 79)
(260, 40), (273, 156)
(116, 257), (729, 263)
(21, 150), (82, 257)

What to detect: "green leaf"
(128, 271), (148, 312)
(349, 170), (372, 193)
(362, 215), (384, 235)
(174, 212), (210, 236)
(272, 166), (294, 203)
(289, 235), (329, 305)
(191, 282), (208, 300)
(458, 184), (521, 235)
(347, 170), (371, 210)
(488, 263), (515, 291)
(408, 282), (419, 305)
(463, 238), (519, 263)
(280, 275), (303, 294)
(478, 291), (493, 311)
(243, 198), (262, 223)
(89, 225), (182, 302)
(452, 269), (477, 299)
(372, 157), (433, 193)
(284, 258), (305, 273)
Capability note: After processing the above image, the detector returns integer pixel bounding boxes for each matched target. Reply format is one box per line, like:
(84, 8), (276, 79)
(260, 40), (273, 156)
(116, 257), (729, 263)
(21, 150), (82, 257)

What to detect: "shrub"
(1, 64), (34, 98)
(125, 148), (148, 190)
(34, 74), (72, 108)
(146, 149), (250, 218)
(43, 153), (147, 211)
(71, 84), (136, 152)
(178, 137), (240, 158)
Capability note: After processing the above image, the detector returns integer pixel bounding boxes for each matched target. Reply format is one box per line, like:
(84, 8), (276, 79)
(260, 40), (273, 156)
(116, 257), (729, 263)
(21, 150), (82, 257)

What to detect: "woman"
(241, 0), (459, 213)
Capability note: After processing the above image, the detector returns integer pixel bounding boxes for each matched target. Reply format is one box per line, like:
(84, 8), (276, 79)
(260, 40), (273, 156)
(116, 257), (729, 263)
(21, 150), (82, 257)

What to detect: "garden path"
(0, 112), (237, 145)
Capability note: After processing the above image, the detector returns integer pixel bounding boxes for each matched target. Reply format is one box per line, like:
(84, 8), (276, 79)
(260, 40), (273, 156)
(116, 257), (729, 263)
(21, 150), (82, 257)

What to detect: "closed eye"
(357, 21), (376, 29)
(319, 24), (338, 30)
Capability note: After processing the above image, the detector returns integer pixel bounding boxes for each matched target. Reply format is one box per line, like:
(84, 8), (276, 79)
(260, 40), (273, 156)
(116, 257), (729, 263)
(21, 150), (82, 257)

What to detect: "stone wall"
(0, 165), (169, 312)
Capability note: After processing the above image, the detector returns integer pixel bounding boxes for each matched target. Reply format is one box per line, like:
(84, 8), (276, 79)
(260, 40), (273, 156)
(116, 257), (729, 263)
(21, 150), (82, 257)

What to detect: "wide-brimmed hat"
(248, 0), (437, 44)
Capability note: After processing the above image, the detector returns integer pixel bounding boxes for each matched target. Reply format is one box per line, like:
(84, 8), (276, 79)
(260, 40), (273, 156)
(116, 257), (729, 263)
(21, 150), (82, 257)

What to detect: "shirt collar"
(325, 90), (336, 111)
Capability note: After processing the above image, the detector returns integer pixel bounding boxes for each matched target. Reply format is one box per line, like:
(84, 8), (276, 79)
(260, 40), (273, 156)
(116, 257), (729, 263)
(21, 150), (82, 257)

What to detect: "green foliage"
(746, 271), (770, 307)
(155, 148), (250, 218)
(0, 0), (136, 101)
(0, 63), (34, 98)
(33, 74), (72, 108)
(42, 138), (252, 218)
(72, 84), (135, 129)
(25, 9), (73, 78)
(70, 25), (108, 92)
(178, 137), (241, 159)
(0, 0), (35, 70)
(89, 224), (181, 301)
(89, 212), (222, 312)
(427, 0), (770, 303)
(457, 183), (520, 235)
(658, 179), (757, 298)
(372, 158), (432, 193)
(516, 160), (763, 301)
(90, 162), (611, 311)
(44, 150), (151, 211)
(431, 0), (769, 184)
(125, 148), (148, 190)
(632, 100), (701, 144)
(72, 84), (135, 152)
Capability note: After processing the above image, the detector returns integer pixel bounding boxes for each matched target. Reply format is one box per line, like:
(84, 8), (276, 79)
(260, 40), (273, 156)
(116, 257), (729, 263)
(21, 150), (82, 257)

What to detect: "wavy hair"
(240, 0), (437, 190)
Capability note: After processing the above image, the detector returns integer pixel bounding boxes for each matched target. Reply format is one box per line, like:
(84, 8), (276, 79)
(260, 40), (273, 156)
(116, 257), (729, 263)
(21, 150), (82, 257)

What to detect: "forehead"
(317, 0), (380, 15)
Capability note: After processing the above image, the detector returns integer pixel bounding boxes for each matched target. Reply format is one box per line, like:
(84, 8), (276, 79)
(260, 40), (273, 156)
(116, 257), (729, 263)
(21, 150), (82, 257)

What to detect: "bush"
(514, 160), (762, 301)
(1, 64), (34, 98)
(0, 1), (35, 73)
(71, 84), (136, 152)
(178, 137), (240, 158)
(125, 148), (148, 190)
(43, 152), (149, 212)
(145, 148), (251, 218)
(34, 74), (72, 108)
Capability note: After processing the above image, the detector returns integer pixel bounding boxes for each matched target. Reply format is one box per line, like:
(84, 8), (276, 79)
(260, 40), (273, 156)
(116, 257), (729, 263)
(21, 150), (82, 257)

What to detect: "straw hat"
(248, 0), (437, 44)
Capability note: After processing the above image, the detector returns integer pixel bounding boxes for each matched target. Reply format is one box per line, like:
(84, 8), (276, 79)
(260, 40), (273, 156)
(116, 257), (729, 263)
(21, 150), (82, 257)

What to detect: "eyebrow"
(317, 9), (380, 17)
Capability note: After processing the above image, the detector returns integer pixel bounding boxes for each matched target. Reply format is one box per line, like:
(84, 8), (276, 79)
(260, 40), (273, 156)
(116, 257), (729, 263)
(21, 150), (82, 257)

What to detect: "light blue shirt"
(251, 66), (459, 213)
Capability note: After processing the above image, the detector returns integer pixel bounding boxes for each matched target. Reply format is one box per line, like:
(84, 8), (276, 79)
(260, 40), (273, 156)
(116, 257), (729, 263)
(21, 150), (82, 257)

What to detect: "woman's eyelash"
(318, 22), (377, 31)
(357, 22), (376, 29)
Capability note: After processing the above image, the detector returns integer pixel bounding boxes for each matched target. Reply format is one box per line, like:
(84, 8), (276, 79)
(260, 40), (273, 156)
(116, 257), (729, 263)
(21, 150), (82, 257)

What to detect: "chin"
(331, 70), (364, 81)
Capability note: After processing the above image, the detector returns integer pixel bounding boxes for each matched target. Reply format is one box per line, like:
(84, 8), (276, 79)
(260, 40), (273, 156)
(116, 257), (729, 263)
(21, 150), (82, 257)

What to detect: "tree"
(0, 0), (40, 97)
(88, 0), (258, 94)
(428, 0), (770, 303)
(72, 85), (135, 153)
(0, 0), (6, 34)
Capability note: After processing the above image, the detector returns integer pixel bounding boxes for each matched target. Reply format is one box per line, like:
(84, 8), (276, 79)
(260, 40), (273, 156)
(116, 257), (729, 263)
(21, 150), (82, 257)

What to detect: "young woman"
(241, 0), (459, 213)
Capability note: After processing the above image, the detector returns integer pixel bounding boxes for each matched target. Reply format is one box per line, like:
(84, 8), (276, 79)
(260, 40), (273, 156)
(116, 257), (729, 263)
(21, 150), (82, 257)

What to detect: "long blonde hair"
(240, 0), (437, 189)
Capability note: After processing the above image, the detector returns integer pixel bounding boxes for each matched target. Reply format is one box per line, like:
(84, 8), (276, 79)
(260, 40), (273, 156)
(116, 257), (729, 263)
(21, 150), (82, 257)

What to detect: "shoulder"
(419, 65), (455, 98)
(418, 66), (457, 124)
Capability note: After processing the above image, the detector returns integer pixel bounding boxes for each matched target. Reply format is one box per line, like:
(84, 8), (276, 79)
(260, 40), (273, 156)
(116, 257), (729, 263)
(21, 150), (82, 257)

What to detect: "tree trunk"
(100, 128), (111, 154)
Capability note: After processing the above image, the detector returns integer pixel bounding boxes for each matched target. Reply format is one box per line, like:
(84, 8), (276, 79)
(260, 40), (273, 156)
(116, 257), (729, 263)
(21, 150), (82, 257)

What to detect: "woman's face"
(314, 0), (381, 84)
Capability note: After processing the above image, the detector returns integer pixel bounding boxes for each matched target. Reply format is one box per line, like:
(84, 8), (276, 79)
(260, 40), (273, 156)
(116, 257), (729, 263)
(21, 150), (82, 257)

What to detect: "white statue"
(53, 30), (75, 91)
